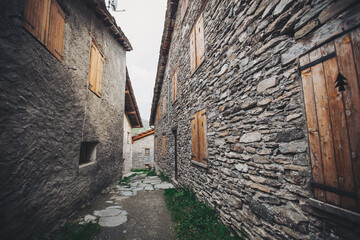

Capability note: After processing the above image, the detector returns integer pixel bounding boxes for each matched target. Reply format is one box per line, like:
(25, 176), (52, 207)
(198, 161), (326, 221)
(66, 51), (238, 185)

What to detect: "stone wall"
(123, 114), (133, 174)
(0, 0), (128, 238)
(132, 135), (154, 169)
(153, 0), (360, 239)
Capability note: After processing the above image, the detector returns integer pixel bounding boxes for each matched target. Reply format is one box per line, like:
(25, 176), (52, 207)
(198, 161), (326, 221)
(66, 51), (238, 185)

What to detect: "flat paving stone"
(154, 183), (175, 189)
(98, 211), (127, 227)
(94, 209), (122, 217)
(120, 191), (133, 196)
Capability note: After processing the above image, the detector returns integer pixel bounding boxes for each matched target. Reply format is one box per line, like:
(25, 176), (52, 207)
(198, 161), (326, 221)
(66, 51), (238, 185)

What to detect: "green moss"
(118, 173), (137, 186)
(54, 222), (101, 240)
(158, 172), (170, 182)
(164, 188), (243, 240)
(146, 168), (157, 176)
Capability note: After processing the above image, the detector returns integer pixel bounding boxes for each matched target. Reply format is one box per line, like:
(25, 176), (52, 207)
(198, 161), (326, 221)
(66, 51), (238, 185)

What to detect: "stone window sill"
(79, 161), (96, 169)
(309, 198), (360, 223)
(191, 160), (208, 169)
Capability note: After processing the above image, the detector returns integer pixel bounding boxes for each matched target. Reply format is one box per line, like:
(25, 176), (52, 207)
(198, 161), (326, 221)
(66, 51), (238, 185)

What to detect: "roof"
(149, 0), (179, 125)
(125, 68), (143, 128)
(132, 129), (155, 143)
(89, 0), (132, 51)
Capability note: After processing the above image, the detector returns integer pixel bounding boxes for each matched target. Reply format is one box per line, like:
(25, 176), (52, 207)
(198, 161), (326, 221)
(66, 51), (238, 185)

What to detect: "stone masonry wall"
(123, 114), (133, 174)
(0, 0), (127, 238)
(153, 0), (360, 239)
(132, 135), (154, 169)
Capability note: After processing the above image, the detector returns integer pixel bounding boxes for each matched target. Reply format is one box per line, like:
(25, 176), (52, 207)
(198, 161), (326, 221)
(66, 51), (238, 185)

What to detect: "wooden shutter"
(189, 28), (196, 73)
(191, 112), (199, 162)
(47, 0), (65, 61)
(95, 53), (104, 96)
(162, 97), (166, 117)
(300, 30), (360, 211)
(23, 0), (51, 44)
(89, 43), (98, 93)
(197, 109), (207, 164)
(195, 14), (205, 65)
(174, 70), (177, 101)
(155, 136), (157, 151)
(162, 136), (166, 157)
(172, 70), (177, 103)
(157, 104), (160, 121)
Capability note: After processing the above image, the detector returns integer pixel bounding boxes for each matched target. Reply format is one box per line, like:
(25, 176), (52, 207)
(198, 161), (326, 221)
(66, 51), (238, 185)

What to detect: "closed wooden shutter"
(155, 136), (157, 151)
(195, 14), (205, 65)
(197, 109), (207, 164)
(89, 43), (98, 93)
(174, 71), (177, 101)
(95, 53), (104, 96)
(162, 136), (166, 157)
(189, 28), (196, 73)
(162, 97), (166, 117)
(47, 0), (65, 61)
(172, 70), (177, 103)
(300, 30), (360, 211)
(157, 104), (160, 121)
(191, 112), (199, 162)
(23, 0), (51, 44)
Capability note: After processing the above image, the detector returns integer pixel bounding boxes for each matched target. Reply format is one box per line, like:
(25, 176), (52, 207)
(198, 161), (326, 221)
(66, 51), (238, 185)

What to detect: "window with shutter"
(189, 14), (205, 74)
(88, 40), (104, 97)
(299, 29), (360, 212)
(157, 104), (160, 121)
(191, 109), (207, 165)
(162, 96), (166, 117)
(23, 0), (65, 61)
(171, 68), (178, 103)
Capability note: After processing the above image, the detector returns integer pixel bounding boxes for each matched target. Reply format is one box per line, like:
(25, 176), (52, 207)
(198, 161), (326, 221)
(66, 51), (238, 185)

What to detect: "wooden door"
(299, 29), (360, 211)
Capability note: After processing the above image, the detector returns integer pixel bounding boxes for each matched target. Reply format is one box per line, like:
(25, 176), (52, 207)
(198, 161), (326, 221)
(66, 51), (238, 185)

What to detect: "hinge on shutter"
(201, 112), (206, 116)
(311, 182), (356, 198)
(298, 52), (336, 71)
(55, 49), (63, 58)
(23, 18), (35, 29)
(190, 117), (195, 120)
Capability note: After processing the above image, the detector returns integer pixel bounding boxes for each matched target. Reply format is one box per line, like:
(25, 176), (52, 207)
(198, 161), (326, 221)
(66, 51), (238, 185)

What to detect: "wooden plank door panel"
(300, 54), (326, 202)
(335, 34), (359, 209)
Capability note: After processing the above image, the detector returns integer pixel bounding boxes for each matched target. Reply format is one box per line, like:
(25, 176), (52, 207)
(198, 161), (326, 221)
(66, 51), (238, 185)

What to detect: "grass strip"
(54, 221), (101, 240)
(164, 188), (243, 240)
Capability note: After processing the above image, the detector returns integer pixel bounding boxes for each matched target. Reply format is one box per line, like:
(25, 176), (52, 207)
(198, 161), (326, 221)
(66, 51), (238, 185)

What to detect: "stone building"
(0, 0), (132, 238)
(123, 69), (143, 175)
(132, 129), (155, 170)
(150, 0), (360, 239)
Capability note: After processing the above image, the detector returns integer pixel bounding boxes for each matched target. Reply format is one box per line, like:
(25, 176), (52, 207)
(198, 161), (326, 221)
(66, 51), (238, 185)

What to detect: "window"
(88, 40), (104, 97)
(162, 96), (166, 117)
(191, 109), (207, 165)
(299, 31), (360, 212)
(180, 0), (188, 23)
(162, 136), (166, 157)
(171, 67), (178, 103)
(189, 14), (205, 74)
(79, 142), (98, 166)
(23, 0), (65, 61)
(145, 148), (150, 156)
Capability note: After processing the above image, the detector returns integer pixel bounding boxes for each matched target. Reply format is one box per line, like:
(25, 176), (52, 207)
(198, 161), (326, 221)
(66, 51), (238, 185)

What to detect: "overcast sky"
(108, 1), (167, 124)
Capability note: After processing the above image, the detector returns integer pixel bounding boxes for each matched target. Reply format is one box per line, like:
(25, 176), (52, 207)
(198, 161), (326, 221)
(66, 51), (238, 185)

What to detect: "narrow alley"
(1, 0), (360, 239)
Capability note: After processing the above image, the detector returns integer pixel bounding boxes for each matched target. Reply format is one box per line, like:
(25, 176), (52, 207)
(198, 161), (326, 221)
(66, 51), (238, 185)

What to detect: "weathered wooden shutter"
(47, 0), (65, 61)
(195, 14), (205, 65)
(191, 112), (199, 162)
(95, 53), (104, 96)
(197, 109), (207, 164)
(157, 104), (160, 121)
(23, 0), (51, 44)
(155, 136), (157, 151)
(89, 43), (98, 93)
(172, 70), (177, 103)
(189, 28), (196, 73)
(162, 96), (166, 117)
(300, 30), (360, 211)
(174, 71), (177, 101)
(162, 136), (166, 157)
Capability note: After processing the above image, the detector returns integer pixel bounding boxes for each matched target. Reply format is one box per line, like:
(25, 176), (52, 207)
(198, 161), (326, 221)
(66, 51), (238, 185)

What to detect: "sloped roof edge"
(132, 128), (154, 142)
(149, 0), (179, 125)
(126, 68), (143, 128)
(89, 0), (133, 51)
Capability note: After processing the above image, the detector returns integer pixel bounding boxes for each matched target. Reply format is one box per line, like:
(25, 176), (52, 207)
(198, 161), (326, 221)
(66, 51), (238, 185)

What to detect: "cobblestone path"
(76, 173), (176, 240)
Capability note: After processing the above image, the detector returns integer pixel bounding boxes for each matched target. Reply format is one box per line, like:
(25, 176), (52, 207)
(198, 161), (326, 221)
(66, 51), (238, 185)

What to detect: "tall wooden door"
(299, 29), (360, 212)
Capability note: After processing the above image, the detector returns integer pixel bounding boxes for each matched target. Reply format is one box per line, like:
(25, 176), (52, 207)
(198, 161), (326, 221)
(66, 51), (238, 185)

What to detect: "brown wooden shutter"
(195, 14), (205, 65)
(47, 0), (65, 61)
(155, 136), (157, 151)
(95, 53), (104, 96)
(197, 109), (207, 164)
(174, 71), (177, 101)
(162, 97), (166, 117)
(189, 28), (196, 73)
(300, 30), (360, 211)
(191, 112), (198, 162)
(157, 104), (160, 121)
(23, 0), (51, 44)
(89, 43), (98, 93)
(162, 136), (166, 157)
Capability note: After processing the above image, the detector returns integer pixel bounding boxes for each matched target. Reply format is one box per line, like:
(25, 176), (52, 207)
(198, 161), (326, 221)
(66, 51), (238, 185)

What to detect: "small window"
(189, 14), (205, 73)
(171, 68), (178, 103)
(79, 142), (98, 166)
(88, 40), (104, 97)
(23, 0), (65, 61)
(191, 109), (207, 165)
(145, 148), (150, 156)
